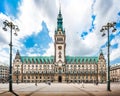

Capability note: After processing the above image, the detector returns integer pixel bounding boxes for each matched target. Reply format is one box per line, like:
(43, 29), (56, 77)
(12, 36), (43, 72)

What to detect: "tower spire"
(56, 0), (64, 33)
(15, 50), (21, 59)
(100, 49), (103, 55)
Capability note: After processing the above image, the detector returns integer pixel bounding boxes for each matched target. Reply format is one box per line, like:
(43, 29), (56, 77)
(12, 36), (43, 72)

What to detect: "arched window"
(28, 65), (30, 67)
(58, 51), (62, 58)
(74, 65), (76, 67)
(82, 65), (84, 67)
(59, 55), (61, 58)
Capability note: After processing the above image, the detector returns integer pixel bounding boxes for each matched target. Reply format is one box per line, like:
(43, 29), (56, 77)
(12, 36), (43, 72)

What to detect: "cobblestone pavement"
(0, 83), (120, 96)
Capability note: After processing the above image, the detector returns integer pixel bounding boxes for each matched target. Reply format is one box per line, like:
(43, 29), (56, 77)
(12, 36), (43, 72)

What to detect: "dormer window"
(16, 60), (19, 62)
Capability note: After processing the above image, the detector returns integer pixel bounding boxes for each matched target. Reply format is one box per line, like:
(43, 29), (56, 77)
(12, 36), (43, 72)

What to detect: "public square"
(0, 83), (120, 96)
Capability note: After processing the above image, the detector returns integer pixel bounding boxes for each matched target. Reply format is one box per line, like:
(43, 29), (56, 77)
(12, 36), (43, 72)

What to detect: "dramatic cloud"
(0, 0), (120, 65)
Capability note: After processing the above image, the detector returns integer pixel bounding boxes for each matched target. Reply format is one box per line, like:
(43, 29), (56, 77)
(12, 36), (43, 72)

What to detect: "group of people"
(81, 81), (84, 88)
(34, 81), (98, 87)
(47, 81), (51, 85)
(35, 81), (51, 86)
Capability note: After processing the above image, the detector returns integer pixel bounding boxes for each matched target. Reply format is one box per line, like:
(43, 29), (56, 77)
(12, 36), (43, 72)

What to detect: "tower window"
(16, 60), (19, 62)
(58, 46), (62, 50)
(59, 55), (61, 58)
(59, 31), (62, 34)
(57, 38), (63, 41)
(58, 51), (62, 58)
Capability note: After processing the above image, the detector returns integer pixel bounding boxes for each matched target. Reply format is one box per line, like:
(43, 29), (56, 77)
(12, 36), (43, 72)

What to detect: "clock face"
(58, 46), (62, 50)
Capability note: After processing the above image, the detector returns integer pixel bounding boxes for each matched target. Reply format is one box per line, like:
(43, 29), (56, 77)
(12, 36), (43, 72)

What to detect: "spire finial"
(100, 49), (103, 55)
(16, 50), (19, 55)
(59, 0), (61, 13)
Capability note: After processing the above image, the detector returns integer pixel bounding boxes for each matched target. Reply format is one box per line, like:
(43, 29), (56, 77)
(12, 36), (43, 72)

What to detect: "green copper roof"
(55, 8), (65, 34)
(20, 56), (98, 64)
(21, 56), (54, 64)
(57, 9), (63, 30)
(65, 56), (98, 64)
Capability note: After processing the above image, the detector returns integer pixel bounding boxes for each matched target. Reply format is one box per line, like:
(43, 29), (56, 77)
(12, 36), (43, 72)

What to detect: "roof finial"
(100, 49), (103, 55)
(15, 49), (21, 59)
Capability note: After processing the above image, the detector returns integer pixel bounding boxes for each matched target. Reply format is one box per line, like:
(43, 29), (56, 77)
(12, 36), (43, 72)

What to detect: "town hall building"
(13, 8), (106, 83)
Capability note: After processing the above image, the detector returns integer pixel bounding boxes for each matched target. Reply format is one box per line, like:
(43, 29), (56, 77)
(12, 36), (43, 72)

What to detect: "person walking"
(81, 81), (84, 88)
(96, 81), (98, 85)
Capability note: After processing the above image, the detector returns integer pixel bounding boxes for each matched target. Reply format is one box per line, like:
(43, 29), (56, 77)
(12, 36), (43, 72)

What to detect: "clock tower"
(54, 8), (66, 66)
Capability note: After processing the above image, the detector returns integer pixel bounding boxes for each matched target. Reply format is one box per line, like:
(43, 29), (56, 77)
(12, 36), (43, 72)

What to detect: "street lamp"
(100, 22), (116, 91)
(16, 65), (19, 84)
(2, 20), (19, 92)
(35, 65), (37, 86)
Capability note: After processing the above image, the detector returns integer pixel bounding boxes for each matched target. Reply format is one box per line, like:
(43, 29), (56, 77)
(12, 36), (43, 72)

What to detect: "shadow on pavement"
(0, 91), (19, 96)
(72, 85), (95, 96)
(0, 91), (8, 95)
(25, 86), (47, 96)
(11, 90), (19, 96)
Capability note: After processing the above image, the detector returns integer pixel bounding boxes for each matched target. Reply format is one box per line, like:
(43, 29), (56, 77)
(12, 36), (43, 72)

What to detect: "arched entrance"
(58, 76), (62, 82)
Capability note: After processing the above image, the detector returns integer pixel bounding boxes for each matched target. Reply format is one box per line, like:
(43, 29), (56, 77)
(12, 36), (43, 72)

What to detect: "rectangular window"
(86, 75), (88, 79)
(24, 76), (26, 79)
(57, 38), (63, 41)
(56, 68), (57, 72)
(28, 76), (30, 79)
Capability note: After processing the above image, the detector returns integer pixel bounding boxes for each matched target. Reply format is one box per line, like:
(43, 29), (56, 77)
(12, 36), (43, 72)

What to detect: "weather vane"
(59, 0), (61, 11)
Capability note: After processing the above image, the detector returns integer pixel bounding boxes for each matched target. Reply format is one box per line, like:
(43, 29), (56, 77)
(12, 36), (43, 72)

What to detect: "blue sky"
(21, 21), (52, 55)
(0, 0), (120, 65)
(0, 0), (21, 18)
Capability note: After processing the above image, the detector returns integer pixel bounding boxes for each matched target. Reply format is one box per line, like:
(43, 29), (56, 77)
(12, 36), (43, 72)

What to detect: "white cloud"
(43, 43), (54, 56)
(110, 33), (120, 61)
(0, 13), (14, 65)
(17, 0), (43, 37)
(93, 0), (120, 63)
(0, 0), (120, 65)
